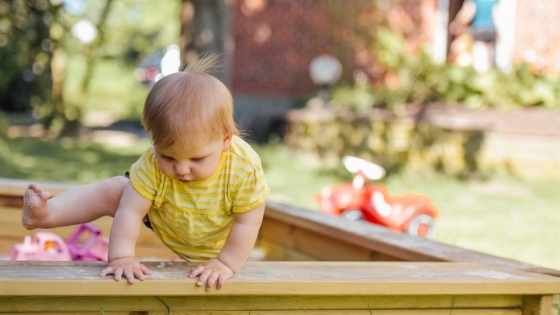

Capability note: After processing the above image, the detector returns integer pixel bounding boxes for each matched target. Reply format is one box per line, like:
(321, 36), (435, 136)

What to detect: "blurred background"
(1, 0), (560, 269)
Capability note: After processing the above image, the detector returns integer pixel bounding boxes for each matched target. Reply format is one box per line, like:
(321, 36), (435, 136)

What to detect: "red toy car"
(315, 156), (439, 239)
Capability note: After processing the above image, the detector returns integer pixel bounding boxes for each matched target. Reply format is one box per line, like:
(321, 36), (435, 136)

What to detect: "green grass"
(0, 135), (151, 183)
(383, 172), (560, 270)
(64, 58), (148, 122)
(254, 142), (560, 271)
(2, 134), (560, 271)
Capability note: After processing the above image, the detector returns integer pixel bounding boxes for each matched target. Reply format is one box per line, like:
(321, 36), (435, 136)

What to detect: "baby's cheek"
(158, 164), (174, 177)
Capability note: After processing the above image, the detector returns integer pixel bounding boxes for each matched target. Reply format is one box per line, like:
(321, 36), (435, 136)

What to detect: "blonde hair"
(142, 53), (240, 149)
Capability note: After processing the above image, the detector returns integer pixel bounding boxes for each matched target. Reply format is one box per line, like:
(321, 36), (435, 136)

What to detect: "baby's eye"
(160, 155), (174, 161)
(191, 157), (205, 162)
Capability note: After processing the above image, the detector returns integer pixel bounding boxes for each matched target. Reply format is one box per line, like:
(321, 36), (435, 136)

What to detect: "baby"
(22, 53), (270, 291)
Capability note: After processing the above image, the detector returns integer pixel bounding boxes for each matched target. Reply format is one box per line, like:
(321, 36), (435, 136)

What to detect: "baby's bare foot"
(22, 183), (51, 229)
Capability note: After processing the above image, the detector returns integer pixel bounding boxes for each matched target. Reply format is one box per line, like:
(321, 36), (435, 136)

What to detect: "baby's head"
(142, 53), (239, 150)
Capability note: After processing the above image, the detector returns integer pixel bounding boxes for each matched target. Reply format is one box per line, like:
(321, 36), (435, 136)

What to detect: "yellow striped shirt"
(129, 136), (270, 261)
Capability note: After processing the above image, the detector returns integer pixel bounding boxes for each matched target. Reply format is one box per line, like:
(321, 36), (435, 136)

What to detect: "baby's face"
(154, 135), (232, 183)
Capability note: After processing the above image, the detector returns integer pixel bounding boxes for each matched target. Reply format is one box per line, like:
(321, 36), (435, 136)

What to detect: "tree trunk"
(58, 0), (115, 137)
(44, 47), (66, 130)
(179, 0), (232, 84)
(41, 3), (65, 132)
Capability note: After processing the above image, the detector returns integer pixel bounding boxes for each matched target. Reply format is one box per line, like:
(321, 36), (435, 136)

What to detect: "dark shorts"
(124, 171), (153, 231)
(473, 29), (497, 43)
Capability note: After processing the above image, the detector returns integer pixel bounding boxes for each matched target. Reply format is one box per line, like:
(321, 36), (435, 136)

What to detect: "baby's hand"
(100, 257), (151, 284)
(188, 258), (234, 291)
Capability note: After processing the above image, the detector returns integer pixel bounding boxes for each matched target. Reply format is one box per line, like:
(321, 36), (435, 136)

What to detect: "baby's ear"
(222, 133), (232, 151)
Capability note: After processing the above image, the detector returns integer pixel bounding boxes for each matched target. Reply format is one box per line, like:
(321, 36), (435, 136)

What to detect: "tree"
(53, 0), (116, 136)
(2, 0), (174, 135)
(179, 0), (231, 83)
(0, 0), (59, 114)
(0, 0), (117, 136)
(2, 0), (228, 136)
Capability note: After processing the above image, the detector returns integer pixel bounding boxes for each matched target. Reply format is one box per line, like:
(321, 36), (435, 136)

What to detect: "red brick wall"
(231, 0), (335, 96)
(513, 0), (560, 74)
(229, 0), (559, 98)
(230, 0), (437, 97)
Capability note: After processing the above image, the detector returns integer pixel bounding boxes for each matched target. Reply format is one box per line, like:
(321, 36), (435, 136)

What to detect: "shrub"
(333, 28), (560, 114)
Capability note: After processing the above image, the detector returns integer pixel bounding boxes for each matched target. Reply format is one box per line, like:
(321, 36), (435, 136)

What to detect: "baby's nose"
(175, 163), (191, 175)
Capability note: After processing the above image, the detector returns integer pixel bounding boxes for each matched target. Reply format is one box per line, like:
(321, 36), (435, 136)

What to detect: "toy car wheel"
(406, 214), (437, 240)
(341, 209), (364, 221)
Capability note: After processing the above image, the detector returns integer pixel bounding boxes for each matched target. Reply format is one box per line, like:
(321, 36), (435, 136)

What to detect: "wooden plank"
(521, 295), (554, 315)
(1, 261), (560, 296)
(263, 202), (560, 277)
(0, 206), (165, 247)
(141, 313), (244, 315)
(0, 296), (167, 313)
(2, 178), (560, 277)
(0, 178), (74, 198)
(0, 207), (114, 238)
(0, 206), (177, 260)
(257, 239), (316, 261)
(259, 218), (400, 261)
(144, 311), (519, 315)
(0, 195), (22, 208)
(0, 314), (132, 315)
(0, 238), (178, 261)
(154, 295), (524, 311)
(135, 245), (178, 260)
(0, 295), (524, 312)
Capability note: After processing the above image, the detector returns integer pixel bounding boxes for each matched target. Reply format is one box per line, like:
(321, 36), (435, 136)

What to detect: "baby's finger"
(133, 268), (146, 281)
(99, 266), (114, 277)
(216, 273), (230, 290)
(114, 267), (123, 281)
(196, 270), (211, 287)
(189, 265), (205, 278)
(124, 269), (136, 284)
(205, 273), (220, 291)
(140, 264), (152, 275)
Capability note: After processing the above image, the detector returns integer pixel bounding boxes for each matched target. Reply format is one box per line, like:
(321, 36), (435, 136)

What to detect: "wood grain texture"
(0, 178), (73, 197)
(0, 295), (524, 312)
(521, 295), (554, 315)
(1, 178), (560, 277)
(1, 180), (559, 315)
(0, 312), (518, 315)
(263, 202), (560, 277)
(0, 207), (167, 246)
(0, 206), (177, 259)
(139, 311), (521, 315)
(1, 261), (560, 296)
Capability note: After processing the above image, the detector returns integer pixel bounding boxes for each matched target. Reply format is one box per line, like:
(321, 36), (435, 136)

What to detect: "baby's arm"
(449, 0), (476, 35)
(189, 202), (265, 291)
(100, 182), (152, 283)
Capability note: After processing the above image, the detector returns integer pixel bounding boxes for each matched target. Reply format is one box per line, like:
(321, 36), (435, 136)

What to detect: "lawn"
(1, 133), (560, 271)
(257, 143), (560, 271)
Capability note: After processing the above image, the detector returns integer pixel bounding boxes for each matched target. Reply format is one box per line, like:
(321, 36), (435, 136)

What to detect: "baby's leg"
(22, 176), (128, 229)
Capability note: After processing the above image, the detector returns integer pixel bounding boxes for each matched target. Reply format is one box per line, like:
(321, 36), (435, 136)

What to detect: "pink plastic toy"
(11, 223), (109, 261)
(10, 232), (72, 261)
(65, 223), (109, 261)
